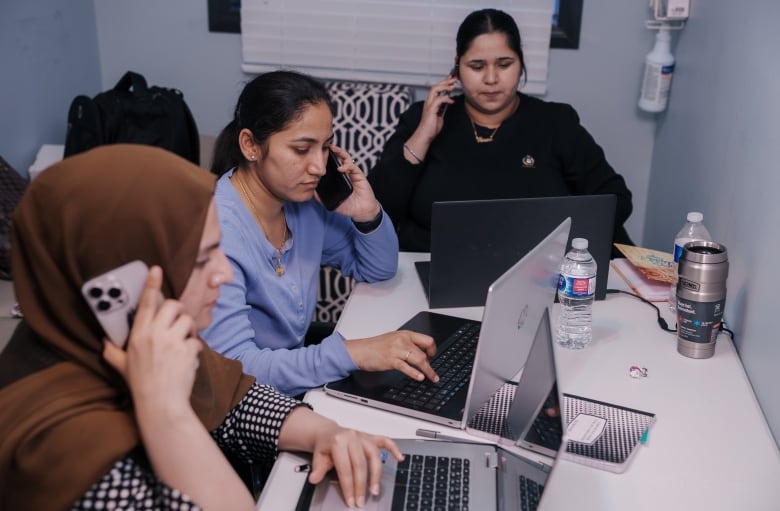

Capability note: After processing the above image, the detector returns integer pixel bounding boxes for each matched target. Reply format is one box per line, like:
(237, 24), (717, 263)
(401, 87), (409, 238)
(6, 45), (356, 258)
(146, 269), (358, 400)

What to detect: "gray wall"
(644, 1), (780, 443)
(93, 0), (248, 142)
(0, 1), (100, 174)
(545, 1), (656, 249)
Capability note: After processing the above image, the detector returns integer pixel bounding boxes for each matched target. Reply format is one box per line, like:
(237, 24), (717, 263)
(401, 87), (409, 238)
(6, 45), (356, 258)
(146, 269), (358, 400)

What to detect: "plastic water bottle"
(556, 238), (597, 349)
(668, 212), (711, 311)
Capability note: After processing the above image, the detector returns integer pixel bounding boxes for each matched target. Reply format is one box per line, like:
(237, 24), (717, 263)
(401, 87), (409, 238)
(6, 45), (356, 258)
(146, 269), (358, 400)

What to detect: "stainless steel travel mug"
(676, 241), (729, 359)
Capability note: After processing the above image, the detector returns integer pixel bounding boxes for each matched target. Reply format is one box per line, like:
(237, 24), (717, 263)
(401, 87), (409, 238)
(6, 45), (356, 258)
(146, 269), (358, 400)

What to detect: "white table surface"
(258, 253), (780, 510)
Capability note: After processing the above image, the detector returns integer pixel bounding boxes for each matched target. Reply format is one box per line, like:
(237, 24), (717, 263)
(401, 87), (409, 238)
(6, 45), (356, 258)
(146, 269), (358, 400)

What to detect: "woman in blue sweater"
(203, 71), (438, 396)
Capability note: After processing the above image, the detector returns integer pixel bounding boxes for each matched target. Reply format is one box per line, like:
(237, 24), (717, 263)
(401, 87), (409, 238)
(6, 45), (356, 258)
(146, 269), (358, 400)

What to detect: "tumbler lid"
(682, 240), (728, 264)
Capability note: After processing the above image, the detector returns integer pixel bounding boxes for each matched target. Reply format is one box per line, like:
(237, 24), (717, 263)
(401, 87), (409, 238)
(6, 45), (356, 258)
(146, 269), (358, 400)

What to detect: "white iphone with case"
(81, 260), (149, 348)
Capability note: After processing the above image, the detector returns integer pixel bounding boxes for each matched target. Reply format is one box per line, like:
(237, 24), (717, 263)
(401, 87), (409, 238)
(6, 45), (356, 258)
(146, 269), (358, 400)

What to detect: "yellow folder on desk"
(611, 258), (670, 301)
(613, 243), (676, 284)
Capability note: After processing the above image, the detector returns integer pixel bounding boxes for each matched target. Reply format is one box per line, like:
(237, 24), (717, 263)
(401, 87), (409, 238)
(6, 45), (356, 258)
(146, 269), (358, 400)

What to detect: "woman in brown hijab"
(0, 145), (401, 511)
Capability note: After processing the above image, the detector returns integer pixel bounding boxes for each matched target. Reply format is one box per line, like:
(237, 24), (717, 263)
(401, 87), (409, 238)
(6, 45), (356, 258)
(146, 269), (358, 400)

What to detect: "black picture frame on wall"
(208, 0), (240, 33)
(207, 0), (582, 50)
(551, 0), (583, 49)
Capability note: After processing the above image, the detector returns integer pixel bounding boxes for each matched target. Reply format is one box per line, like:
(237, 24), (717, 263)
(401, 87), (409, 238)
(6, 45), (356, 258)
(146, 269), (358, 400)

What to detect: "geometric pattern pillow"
(315, 81), (414, 324)
(325, 81), (414, 174)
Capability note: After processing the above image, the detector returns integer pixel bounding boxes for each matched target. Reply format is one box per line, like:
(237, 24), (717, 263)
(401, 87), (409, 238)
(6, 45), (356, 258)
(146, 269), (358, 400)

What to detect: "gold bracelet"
(403, 143), (423, 164)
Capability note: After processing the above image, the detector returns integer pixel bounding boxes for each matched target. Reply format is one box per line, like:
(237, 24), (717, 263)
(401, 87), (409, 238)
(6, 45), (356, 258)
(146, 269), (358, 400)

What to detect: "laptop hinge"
(485, 451), (499, 469)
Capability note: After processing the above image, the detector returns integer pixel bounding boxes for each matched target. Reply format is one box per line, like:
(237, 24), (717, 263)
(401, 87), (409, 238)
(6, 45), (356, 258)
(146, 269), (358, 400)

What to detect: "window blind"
(240, 0), (554, 95)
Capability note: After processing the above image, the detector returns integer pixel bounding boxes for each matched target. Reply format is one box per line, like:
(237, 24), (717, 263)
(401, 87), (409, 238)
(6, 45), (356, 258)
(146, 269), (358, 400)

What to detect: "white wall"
(0, 0), (100, 174)
(93, 0), (656, 246)
(644, 1), (780, 443)
(93, 0), (248, 139)
(545, 1), (658, 247)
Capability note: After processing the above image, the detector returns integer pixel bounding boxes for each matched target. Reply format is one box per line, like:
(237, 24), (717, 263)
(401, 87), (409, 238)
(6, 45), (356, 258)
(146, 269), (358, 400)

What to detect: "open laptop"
(324, 218), (570, 429)
(416, 195), (616, 308)
(304, 308), (564, 511)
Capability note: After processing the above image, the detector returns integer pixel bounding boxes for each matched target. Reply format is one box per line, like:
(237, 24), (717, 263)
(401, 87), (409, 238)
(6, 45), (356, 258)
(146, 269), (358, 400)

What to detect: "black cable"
(719, 319), (736, 342)
(605, 288), (677, 333)
(606, 288), (737, 342)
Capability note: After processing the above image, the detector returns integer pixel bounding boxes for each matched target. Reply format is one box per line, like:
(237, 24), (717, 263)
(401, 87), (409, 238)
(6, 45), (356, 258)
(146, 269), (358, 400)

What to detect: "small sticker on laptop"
(567, 413), (607, 445)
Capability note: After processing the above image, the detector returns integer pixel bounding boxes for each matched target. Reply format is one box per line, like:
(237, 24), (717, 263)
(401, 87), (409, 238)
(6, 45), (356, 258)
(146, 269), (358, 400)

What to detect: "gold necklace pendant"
(275, 250), (285, 277)
(234, 172), (288, 277)
(471, 120), (500, 143)
(273, 218), (288, 277)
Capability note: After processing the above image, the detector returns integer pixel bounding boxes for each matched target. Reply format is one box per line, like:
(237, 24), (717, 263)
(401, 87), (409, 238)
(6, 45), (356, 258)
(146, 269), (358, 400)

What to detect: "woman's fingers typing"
(344, 331), (439, 383)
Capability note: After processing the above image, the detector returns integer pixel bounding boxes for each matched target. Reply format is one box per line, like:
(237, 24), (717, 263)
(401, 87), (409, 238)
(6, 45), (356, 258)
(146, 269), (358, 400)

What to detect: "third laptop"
(323, 218), (570, 430)
(416, 194), (616, 308)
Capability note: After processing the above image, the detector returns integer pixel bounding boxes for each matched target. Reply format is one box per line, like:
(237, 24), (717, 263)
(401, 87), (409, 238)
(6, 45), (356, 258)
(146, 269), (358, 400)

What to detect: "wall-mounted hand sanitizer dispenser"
(638, 0), (689, 113)
(655, 0), (690, 21)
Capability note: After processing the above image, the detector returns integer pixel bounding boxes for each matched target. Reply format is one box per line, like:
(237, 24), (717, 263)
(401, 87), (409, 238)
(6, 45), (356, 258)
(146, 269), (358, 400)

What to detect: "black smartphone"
(437, 65), (458, 117)
(437, 91), (450, 117)
(317, 151), (353, 210)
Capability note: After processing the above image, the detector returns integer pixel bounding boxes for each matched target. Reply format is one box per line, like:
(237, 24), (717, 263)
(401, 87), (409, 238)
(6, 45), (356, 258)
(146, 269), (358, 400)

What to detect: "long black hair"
(211, 70), (335, 176)
(454, 9), (527, 84)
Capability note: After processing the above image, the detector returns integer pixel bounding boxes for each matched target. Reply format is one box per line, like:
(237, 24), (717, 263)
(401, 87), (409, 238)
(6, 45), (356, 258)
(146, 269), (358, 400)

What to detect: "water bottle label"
(676, 297), (725, 343)
(558, 274), (596, 298)
(673, 243), (685, 263)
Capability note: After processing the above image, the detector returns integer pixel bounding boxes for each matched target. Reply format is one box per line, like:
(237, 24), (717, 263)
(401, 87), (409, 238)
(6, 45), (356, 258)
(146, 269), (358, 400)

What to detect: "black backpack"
(64, 71), (200, 165)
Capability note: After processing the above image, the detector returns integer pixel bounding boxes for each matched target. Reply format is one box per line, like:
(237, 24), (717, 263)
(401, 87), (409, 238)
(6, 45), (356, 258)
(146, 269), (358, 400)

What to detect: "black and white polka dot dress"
(70, 384), (302, 510)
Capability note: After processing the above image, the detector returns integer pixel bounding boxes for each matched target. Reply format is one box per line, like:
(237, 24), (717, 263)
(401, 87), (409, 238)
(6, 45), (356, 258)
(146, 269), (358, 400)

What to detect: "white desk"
(258, 253), (780, 510)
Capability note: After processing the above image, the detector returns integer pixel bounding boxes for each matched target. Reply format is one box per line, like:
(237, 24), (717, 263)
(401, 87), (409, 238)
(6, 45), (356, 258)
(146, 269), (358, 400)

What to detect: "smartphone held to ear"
(81, 260), (149, 348)
(317, 151), (353, 210)
(437, 90), (450, 117)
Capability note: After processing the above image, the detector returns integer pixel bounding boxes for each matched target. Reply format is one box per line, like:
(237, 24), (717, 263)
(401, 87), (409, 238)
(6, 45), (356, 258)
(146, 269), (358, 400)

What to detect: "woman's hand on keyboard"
(344, 331), (440, 383)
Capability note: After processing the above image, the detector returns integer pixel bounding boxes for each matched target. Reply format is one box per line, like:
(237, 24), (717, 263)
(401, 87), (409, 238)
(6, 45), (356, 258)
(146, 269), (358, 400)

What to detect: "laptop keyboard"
(519, 475), (544, 511)
(532, 412), (563, 451)
(382, 323), (480, 412)
(391, 453), (470, 511)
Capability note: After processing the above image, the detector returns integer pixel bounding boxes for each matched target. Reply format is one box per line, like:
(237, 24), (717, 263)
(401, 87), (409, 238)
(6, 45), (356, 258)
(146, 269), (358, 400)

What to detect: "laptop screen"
(466, 308), (564, 460)
(426, 195), (616, 308)
(505, 308), (563, 458)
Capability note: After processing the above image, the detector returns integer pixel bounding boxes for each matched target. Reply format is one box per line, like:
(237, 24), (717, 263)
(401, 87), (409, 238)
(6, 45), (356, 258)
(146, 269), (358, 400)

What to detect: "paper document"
(611, 258), (670, 301)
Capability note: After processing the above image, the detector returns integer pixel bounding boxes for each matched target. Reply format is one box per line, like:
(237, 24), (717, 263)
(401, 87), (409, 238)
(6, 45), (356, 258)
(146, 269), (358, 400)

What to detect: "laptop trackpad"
(310, 480), (388, 511)
(309, 466), (395, 511)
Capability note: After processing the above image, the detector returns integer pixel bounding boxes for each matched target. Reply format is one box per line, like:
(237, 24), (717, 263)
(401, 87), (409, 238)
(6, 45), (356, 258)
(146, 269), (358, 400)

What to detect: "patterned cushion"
(325, 81), (414, 174)
(315, 81), (413, 324)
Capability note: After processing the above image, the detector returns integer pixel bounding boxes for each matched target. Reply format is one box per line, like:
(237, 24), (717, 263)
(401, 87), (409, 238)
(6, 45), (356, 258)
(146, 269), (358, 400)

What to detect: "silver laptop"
(324, 218), (570, 430)
(305, 308), (563, 511)
(416, 195), (616, 308)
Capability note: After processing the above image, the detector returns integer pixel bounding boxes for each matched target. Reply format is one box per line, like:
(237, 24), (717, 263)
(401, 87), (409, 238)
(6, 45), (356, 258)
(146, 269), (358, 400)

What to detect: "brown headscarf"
(0, 145), (255, 510)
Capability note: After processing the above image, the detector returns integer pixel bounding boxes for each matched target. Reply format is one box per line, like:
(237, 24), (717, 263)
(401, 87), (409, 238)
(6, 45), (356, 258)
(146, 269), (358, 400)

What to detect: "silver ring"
(404, 350), (411, 361)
